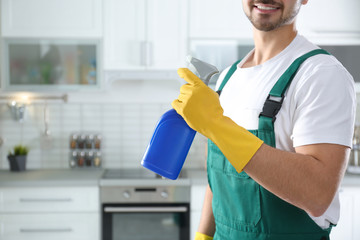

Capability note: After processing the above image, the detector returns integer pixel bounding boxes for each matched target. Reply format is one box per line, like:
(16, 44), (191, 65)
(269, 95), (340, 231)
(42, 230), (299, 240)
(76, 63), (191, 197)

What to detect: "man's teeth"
(256, 5), (277, 10)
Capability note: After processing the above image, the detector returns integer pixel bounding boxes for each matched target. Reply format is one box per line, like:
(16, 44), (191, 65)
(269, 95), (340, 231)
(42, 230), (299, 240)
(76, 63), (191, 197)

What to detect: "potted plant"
(7, 145), (29, 172)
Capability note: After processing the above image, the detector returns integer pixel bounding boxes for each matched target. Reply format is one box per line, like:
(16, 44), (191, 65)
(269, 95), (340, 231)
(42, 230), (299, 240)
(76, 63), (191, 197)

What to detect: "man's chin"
(253, 22), (278, 32)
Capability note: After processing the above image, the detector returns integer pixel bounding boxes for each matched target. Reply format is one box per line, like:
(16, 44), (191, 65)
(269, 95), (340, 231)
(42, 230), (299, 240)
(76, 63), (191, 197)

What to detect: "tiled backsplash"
(0, 101), (207, 170)
(1, 85), (359, 171)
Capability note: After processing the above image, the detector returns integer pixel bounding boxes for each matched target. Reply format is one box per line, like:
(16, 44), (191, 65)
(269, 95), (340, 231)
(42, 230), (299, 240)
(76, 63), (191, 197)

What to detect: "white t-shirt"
(216, 34), (356, 229)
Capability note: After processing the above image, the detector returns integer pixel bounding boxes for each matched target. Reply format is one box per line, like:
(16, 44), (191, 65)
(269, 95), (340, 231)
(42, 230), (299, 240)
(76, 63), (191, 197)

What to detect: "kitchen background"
(1, 1), (360, 240)
(0, 0), (206, 170)
(0, 0), (360, 171)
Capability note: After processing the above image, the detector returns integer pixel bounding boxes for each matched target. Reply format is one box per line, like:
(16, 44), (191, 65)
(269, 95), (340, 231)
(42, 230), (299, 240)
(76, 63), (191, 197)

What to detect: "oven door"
(102, 203), (190, 240)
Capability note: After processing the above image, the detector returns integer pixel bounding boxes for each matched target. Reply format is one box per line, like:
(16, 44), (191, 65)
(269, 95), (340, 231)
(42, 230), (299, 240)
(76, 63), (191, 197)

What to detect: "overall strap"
(258, 49), (330, 147)
(216, 59), (242, 95)
(268, 49), (330, 98)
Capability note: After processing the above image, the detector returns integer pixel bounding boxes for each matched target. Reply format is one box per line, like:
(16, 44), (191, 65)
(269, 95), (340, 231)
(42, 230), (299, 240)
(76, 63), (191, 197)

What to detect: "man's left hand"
(172, 68), (223, 136)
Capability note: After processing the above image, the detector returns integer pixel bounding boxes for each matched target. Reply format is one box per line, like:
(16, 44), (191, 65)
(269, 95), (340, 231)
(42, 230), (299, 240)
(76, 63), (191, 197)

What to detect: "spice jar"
(86, 134), (94, 149)
(94, 134), (102, 149)
(86, 151), (94, 166)
(78, 134), (86, 149)
(78, 151), (85, 167)
(70, 134), (78, 149)
(69, 151), (77, 168)
(94, 151), (102, 167)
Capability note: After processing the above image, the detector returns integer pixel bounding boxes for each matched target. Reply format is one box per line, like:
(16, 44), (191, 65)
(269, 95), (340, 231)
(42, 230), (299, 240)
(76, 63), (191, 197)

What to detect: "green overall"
(207, 49), (332, 240)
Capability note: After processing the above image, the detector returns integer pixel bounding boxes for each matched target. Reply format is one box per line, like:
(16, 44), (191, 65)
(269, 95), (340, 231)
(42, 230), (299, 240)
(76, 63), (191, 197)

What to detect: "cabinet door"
(103, 0), (146, 70)
(330, 188), (354, 240)
(1, 0), (102, 38)
(0, 213), (99, 240)
(190, 184), (207, 239)
(353, 189), (360, 240)
(0, 186), (99, 213)
(147, 0), (187, 69)
(297, 0), (360, 44)
(3, 39), (100, 90)
(189, 0), (252, 39)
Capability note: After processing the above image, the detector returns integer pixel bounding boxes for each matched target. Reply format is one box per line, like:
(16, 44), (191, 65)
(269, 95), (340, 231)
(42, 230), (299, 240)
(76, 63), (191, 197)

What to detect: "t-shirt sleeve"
(291, 64), (356, 148)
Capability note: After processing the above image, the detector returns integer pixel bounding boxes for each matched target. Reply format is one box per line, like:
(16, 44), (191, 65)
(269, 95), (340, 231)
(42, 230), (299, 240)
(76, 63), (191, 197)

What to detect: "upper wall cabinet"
(103, 0), (188, 73)
(189, 0), (252, 39)
(297, 0), (360, 45)
(1, 0), (102, 38)
(2, 39), (101, 91)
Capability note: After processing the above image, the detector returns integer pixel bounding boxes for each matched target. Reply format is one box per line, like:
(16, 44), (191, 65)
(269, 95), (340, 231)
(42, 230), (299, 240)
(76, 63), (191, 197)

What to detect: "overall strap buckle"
(259, 95), (284, 123)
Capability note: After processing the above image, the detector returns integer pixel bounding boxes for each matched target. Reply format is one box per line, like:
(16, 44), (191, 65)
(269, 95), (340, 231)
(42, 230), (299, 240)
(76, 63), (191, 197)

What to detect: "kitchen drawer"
(0, 186), (99, 213)
(0, 213), (99, 240)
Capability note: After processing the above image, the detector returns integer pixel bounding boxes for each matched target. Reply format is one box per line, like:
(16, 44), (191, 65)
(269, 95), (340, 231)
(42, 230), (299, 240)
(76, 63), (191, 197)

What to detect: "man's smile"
(254, 3), (281, 13)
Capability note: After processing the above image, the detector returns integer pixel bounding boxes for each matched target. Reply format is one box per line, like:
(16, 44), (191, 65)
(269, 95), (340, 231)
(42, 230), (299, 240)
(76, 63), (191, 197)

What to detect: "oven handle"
(20, 228), (73, 233)
(104, 206), (188, 213)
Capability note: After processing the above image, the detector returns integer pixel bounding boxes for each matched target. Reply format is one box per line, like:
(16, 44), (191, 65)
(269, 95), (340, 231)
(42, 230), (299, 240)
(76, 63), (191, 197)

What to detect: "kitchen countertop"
(98, 168), (206, 187)
(0, 168), (359, 187)
(0, 169), (105, 187)
(0, 168), (208, 187)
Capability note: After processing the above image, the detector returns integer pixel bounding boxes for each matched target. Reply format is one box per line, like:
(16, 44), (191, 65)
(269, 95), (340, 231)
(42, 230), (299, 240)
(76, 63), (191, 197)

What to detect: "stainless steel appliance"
(100, 169), (190, 240)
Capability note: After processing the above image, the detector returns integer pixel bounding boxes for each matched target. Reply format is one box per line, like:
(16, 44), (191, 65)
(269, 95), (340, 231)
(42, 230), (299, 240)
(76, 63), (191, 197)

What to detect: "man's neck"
(242, 24), (298, 68)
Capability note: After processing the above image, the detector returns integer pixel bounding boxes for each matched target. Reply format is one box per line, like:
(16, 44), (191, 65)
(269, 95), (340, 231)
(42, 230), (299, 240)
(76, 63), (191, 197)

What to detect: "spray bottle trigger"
(186, 56), (219, 86)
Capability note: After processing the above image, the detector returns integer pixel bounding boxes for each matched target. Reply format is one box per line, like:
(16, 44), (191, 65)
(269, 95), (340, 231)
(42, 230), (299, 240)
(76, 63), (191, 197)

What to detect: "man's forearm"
(244, 143), (349, 217)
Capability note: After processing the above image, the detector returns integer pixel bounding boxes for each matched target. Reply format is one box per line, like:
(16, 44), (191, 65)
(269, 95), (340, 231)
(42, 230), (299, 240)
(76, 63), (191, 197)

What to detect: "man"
(172, 0), (356, 239)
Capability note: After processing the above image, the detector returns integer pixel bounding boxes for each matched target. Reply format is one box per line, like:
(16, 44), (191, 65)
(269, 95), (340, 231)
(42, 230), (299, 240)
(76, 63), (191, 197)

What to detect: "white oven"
(100, 169), (190, 240)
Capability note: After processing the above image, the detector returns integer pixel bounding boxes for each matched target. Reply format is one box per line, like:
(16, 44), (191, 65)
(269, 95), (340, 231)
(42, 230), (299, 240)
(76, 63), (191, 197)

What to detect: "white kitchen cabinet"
(189, 0), (252, 39)
(330, 186), (360, 240)
(297, 0), (360, 45)
(103, 0), (188, 72)
(0, 186), (99, 212)
(0, 213), (99, 240)
(189, 0), (360, 45)
(1, 0), (102, 38)
(2, 39), (101, 91)
(190, 184), (207, 239)
(0, 186), (100, 240)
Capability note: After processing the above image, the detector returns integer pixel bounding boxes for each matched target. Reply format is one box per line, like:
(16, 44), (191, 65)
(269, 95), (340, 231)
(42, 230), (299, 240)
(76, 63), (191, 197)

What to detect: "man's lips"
(254, 4), (280, 13)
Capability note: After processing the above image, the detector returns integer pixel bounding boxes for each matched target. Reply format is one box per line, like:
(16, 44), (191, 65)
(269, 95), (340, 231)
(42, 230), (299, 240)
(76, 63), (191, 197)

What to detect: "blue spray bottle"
(141, 56), (219, 180)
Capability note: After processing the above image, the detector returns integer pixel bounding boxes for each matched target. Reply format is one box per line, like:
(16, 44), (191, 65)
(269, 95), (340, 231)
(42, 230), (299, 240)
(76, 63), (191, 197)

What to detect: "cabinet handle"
(141, 41), (147, 66)
(20, 228), (73, 233)
(140, 41), (153, 67)
(147, 41), (153, 67)
(19, 198), (72, 202)
(104, 206), (188, 213)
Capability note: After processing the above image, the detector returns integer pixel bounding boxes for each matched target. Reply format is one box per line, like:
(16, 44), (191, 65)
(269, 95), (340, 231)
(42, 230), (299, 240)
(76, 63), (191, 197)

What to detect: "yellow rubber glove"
(195, 232), (214, 240)
(172, 68), (264, 172)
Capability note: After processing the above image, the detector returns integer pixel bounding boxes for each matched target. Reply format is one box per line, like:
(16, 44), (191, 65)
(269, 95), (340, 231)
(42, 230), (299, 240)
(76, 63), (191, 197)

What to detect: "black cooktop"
(102, 168), (159, 179)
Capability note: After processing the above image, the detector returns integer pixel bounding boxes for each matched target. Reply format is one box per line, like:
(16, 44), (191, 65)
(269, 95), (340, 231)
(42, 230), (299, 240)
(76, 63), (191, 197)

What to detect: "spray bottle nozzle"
(186, 56), (219, 86)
